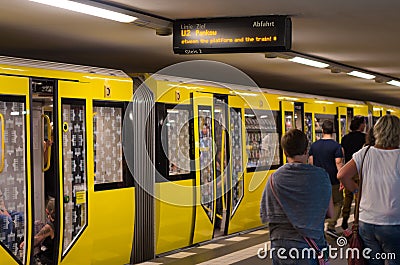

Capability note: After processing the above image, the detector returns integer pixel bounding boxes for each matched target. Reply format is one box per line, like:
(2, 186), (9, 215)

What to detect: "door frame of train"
(192, 91), (216, 244)
(280, 101), (294, 163)
(337, 106), (348, 143)
(0, 75), (33, 265)
(212, 94), (230, 236)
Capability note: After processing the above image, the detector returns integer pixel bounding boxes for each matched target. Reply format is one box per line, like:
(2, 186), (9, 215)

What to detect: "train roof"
(0, 56), (130, 78)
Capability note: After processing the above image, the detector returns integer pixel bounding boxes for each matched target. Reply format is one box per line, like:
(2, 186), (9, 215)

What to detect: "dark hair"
(322, 120), (334, 134)
(281, 129), (308, 157)
(350, 115), (365, 131)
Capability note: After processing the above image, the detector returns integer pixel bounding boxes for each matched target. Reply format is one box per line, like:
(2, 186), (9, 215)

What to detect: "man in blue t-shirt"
(309, 120), (344, 238)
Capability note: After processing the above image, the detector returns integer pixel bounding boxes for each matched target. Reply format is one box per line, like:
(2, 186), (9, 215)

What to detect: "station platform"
(139, 216), (354, 265)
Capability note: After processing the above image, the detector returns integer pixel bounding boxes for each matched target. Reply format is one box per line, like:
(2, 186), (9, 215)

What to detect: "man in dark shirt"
(340, 115), (366, 229)
(309, 120), (344, 238)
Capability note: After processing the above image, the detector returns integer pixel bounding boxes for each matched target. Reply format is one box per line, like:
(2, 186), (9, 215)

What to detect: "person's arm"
(43, 140), (52, 166)
(308, 155), (313, 165)
(337, 159), (358, 192)
(335, 147), (344, 172)
(326, 196), (334, 218)
(33, 223), (54, 247)
(19, 223), (54, 250)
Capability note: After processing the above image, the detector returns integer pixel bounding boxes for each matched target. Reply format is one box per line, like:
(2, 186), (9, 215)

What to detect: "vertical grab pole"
(42, 114), (51, 172)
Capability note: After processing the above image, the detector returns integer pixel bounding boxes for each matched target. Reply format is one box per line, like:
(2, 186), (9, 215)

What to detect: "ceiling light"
(387, 80), (400, 87)
(288, 57), (329, 68)
(347, 71), (375, 80)
(29, 0), (137, 23)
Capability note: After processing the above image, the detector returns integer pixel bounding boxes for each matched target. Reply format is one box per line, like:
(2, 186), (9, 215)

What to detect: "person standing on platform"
(340, 115), (366, 229)
(338, 115), (400, 265)
(309, 120), (344, 238)
(260, 129), (333, 264)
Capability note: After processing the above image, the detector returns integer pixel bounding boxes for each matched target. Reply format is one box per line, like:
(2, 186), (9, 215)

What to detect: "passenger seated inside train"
(20, 199), (55, 265)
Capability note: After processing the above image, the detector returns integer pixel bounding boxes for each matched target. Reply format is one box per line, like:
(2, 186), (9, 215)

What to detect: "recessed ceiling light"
(347, 71), (375, 80)
(288, 57), (329, 68)
(29, 0), (137, 23)
(387, 80), (400, 87)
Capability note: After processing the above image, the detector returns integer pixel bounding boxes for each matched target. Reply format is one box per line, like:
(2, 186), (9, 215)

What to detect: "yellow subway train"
(0, 56), (398, 265)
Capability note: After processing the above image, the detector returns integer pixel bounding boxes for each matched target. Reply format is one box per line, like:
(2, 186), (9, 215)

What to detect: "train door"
(280, 101), (294, 163)
(294, 102), (305, 132)
(31, 78), (59, 265)
(337, 106), (348, 143)
(192, 92), (217, 243)
(57, 80), (90, 265)
(0, 75), (30, 265)
(212, 95), (229, 237)
(226, 95), (246, 234)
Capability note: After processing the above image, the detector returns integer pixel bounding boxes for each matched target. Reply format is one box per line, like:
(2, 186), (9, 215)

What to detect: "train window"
(165, 108), (191, 176)
(314, 114), (337, 141)
(61, 99), (88, 255)
(284, 111), (294, 132)
(305, 113), (313, 143)
(198, 107), (214, 222)
(245, 109), (280, 171)
(340, 115), (347, 138)
(294, 103), (304, 131)
(230, 108), (243, 213)
(93, 101), (133, 190)
(0, 97), (26, 262)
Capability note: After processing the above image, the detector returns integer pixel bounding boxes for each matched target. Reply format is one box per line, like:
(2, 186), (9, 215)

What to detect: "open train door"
(0, 75), (31, 264)
(225, 95), (246, 234)
(280, 101), (294, 163)
(337, 106), (348, 143)
(192, 92), (217, 244)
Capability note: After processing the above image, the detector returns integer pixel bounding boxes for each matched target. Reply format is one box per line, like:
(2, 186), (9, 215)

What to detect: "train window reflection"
(245, 109), (280, 171)
(0, 98), (26, 263)
(93, 104), (123, 184)
(61, 100), (87, 255)
(166, 108), (191, 176)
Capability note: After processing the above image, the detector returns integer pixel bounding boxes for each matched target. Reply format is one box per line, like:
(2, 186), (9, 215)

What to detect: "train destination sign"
(173, 16), (292, 54)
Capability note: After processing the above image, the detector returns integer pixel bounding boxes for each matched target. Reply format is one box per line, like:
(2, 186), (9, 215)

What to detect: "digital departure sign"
(173, 16), (292, 54)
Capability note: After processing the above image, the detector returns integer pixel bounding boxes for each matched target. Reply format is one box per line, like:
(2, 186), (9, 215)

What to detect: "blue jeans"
(359, 221), (400, 265)
(270, 239), (324, 265)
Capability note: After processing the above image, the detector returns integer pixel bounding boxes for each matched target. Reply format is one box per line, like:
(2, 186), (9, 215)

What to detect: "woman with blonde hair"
(338, 115), (400, 265)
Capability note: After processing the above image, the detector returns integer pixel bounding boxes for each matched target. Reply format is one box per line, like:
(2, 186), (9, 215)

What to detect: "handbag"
(270, 174), (330, 265)
(346, 145), (371, 265)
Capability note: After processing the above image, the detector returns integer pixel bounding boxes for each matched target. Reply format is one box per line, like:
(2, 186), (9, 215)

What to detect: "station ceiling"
(1, 0), (400, 106)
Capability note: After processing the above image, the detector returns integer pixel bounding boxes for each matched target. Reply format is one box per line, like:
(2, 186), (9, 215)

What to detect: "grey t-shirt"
(260, 163), (331, 245)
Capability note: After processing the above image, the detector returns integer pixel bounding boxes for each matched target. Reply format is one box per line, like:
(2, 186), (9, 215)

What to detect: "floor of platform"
(139, 215), (354, 265)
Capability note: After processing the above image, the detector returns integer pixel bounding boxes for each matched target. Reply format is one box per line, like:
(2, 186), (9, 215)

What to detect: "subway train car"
(0, 56), (135, 265)
(1, 56), (399, 264)
(139, 73), (372, 255)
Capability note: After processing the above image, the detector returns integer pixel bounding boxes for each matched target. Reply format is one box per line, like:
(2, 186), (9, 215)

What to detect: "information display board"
(173, 16), (291, 54)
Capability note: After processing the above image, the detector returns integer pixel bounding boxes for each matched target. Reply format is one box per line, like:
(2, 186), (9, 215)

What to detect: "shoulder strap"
(353, 145), (371, 228)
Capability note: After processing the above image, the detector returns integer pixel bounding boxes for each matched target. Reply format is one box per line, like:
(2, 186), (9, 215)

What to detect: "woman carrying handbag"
(338, 115), (400, 265)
